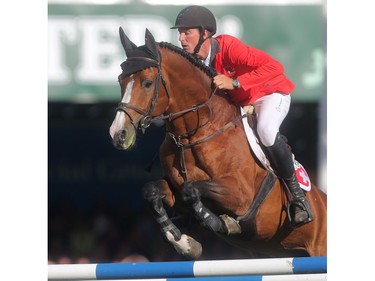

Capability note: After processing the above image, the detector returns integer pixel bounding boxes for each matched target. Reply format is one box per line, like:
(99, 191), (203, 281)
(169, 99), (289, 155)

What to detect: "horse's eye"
(142, 79), (153, 89)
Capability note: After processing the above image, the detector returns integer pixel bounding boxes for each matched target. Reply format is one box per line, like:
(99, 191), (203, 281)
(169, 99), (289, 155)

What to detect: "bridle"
(116, 57), (169, 133)
(116, 55), (247, 181)
(116, 56), (218, 134)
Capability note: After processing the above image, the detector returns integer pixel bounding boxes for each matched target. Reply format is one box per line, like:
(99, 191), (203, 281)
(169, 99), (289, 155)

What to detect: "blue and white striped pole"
(48, 256), (327, 280)
(52, 274), (327, 281)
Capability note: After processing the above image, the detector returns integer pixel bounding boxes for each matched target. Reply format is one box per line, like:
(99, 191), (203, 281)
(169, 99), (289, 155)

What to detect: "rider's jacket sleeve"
(213, 35), (295, 106)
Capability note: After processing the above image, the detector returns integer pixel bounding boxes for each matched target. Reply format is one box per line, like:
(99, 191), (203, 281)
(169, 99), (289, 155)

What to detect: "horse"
(109, 27), (327, 259)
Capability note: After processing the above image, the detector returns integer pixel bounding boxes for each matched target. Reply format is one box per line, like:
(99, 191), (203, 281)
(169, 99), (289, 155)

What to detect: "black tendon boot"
(264, 133), (313, 228)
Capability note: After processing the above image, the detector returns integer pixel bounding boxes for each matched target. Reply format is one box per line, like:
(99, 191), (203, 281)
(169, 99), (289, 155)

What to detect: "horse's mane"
(159, 42), (217, 79)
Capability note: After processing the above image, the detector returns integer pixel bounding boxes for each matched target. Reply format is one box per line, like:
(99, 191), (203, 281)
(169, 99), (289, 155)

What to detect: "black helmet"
(171, 5), (216, 35)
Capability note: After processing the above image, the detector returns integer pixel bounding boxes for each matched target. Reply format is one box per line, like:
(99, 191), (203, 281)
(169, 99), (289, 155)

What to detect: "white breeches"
(251, 93), (291, 147)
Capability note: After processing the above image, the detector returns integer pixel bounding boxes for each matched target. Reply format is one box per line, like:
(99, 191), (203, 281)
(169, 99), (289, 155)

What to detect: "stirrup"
(287, 199), (313, 228)
(219, 214), (241, 235)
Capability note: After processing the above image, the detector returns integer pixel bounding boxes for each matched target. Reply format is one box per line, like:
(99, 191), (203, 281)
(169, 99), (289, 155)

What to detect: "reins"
(117, 52), (249, 182)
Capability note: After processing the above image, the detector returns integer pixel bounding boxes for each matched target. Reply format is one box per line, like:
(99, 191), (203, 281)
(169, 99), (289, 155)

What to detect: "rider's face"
(178, 28), (200, 54)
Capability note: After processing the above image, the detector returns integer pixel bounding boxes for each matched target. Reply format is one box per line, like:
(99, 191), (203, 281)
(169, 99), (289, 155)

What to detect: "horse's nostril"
(118, 130), (127, 141)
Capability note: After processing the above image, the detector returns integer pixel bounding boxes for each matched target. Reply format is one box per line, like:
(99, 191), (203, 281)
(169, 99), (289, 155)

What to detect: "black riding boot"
(264, 133), (313, 228)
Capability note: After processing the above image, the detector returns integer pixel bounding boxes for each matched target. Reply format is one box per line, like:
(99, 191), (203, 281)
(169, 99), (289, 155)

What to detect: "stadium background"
(48, 0), (326, 263)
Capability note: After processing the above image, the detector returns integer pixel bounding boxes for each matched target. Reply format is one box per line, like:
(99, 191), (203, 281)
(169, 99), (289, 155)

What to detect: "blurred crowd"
(48, 197), (251, 264)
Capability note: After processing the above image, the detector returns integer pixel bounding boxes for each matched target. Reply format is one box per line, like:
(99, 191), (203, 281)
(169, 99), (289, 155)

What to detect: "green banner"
(48, 3), (325, 102)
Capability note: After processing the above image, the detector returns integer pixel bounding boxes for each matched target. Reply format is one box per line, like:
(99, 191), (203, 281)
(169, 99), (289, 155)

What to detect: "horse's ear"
(145, 28), (160, 62)
(119, 27), (137, 56)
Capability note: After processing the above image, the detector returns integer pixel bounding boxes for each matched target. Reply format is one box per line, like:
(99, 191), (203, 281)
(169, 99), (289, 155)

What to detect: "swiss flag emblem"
(294, 160), (311, 191)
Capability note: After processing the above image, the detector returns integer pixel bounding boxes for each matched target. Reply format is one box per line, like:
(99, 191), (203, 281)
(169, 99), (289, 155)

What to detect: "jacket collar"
(209, 38), (220, 66)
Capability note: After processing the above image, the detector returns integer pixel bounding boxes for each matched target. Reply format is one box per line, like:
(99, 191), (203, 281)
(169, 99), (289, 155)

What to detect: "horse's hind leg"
(182, 182), (241, 235)
(142, 180), (202, 259)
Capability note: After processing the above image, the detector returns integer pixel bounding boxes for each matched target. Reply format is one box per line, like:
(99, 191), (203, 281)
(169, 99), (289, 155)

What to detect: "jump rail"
(48, 256), (327, 280)
(51, 274), (327, 281)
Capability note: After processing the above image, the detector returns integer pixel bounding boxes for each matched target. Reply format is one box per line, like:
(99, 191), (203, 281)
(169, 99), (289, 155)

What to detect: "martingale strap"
(169, 113), (249, 182)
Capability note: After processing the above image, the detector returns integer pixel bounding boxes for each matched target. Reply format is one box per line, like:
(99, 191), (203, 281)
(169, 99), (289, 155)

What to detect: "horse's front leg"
(142, 179), (202, 259)
(182, 181), (241, 235)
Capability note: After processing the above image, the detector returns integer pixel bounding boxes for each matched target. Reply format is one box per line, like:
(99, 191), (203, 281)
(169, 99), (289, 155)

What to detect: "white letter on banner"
(48, 16), (77, 84)
(121, 15), (172, 45)
(75, 16), (123, 84)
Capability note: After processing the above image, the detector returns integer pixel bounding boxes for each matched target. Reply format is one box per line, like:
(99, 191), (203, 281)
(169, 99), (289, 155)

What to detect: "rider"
(171, 5), (313, 228)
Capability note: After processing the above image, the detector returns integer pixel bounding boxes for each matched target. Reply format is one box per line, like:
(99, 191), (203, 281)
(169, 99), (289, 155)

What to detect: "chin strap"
(193, 27), (215, 56)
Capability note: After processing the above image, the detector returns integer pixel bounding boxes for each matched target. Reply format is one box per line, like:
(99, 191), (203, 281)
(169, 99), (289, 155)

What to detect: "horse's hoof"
(220, 214), (242, 234)
(165, 232), (202, 259)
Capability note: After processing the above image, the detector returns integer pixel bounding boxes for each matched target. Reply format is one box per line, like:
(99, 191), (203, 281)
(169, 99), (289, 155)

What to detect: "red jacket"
(212, 35), (295, 106)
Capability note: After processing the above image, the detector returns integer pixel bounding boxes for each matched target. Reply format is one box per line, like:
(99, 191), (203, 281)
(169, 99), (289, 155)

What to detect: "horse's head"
(110, 28), (169, 150)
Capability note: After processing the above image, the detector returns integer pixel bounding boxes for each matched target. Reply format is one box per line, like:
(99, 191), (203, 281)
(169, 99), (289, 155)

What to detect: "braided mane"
(159, 42), (217, 78)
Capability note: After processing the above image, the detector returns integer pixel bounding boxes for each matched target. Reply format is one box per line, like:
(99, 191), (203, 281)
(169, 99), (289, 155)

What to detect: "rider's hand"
(213, 74), (235, 90)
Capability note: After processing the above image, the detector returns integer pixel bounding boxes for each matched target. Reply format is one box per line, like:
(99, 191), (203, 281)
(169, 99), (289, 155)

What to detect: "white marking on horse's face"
(109, 78), (134, 139)
(122, 76), (134, 103)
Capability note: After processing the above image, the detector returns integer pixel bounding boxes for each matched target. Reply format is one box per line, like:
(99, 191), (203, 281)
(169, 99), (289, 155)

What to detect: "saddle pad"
(240, 107), (311, 192)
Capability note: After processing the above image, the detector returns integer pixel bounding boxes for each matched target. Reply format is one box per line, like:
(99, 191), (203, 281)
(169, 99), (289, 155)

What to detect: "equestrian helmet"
(171, 5), (217, 35)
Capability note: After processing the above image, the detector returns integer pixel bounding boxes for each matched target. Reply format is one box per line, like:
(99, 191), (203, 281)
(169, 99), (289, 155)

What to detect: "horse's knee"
(182, 182), (201, 205)
(142, 181), (162, 202)
(142, 181), (165, 215)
